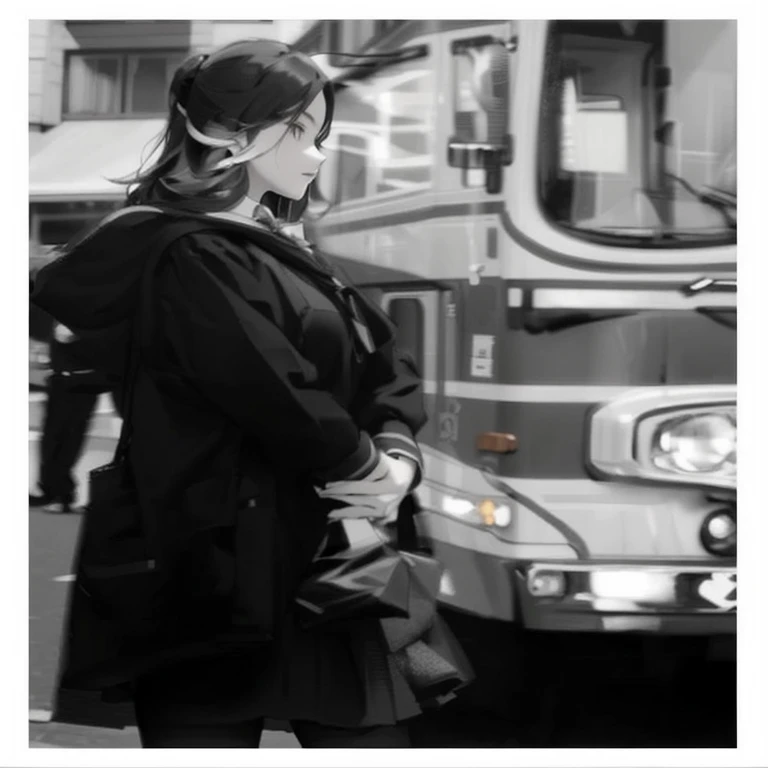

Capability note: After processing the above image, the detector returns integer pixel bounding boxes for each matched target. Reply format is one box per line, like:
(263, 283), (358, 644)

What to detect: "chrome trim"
(589, 385), (737, 490)
(522, 561), (737, 614)
(527, 561), (736, 575)
(507, 286), (736, 310)
(440, 380), (640, 403)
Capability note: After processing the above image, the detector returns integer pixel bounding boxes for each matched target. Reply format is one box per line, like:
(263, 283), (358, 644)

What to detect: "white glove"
(316, 452), (416, 521)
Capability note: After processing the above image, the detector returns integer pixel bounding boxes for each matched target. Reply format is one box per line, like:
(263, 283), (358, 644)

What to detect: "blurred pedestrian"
(28, 321), (114, 514)
(31, 39), (466, 748)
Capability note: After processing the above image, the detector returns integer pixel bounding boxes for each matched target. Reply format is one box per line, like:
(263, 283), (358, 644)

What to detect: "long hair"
(121, 40), (334, 222)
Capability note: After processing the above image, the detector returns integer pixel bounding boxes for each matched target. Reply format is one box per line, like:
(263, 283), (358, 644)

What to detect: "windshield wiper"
(332, 44), (429, 85)
(700, 184), (736, 208)
(569, 225), (736, 245)
(663, 173), (737, 229)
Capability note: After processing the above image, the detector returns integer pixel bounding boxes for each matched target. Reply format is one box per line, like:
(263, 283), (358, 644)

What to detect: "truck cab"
(306, 20), (736, 644)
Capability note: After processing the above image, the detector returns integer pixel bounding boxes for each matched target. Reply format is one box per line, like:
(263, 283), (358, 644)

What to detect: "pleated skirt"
(133, 610), (423, 728)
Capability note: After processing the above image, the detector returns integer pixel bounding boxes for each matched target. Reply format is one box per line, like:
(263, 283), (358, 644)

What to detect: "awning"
(29, 119), (166, 202)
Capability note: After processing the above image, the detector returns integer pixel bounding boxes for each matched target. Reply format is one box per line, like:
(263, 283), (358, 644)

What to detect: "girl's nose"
(307, 145), (326, 165)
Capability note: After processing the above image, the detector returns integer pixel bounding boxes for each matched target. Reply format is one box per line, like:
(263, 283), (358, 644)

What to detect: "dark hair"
(122, 39), (334, 222)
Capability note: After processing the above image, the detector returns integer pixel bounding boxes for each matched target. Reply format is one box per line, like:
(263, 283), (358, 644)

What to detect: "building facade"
(28, 20), (314, 252)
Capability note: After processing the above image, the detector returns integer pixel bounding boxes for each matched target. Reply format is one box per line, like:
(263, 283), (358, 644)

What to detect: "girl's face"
(240, 91), (328, 201)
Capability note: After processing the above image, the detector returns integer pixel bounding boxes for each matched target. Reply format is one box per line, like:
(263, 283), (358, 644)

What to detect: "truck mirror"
(448, 35), (513, 193)
(448, 137), (513, 170)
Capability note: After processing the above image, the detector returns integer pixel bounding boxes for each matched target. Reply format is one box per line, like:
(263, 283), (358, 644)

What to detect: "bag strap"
(113, 217), (217, 462)
(395, 493), (425, 553)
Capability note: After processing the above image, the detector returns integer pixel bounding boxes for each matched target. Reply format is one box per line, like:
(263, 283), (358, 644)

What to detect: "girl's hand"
(316, 453), (416, 521)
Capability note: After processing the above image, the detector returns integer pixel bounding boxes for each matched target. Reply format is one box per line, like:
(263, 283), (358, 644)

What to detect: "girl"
(32, 39), (442, 748)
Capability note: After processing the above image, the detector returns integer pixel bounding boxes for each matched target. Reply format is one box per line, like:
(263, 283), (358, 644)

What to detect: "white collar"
(205, 210), (313, 254)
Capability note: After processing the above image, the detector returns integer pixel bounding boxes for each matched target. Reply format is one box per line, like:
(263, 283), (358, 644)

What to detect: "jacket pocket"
(179, 475), (238, 599)
(181, 474), (238, 531)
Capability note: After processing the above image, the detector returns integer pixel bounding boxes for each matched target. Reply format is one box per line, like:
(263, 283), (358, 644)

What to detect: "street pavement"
(29, 493), (298, 748)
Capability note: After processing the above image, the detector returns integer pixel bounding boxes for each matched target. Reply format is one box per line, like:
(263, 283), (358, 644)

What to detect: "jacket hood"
(31, 206), (184, 377)
(30, 205), (339, 378)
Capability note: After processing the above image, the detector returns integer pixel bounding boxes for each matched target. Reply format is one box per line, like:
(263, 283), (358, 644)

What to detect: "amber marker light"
(478, 499), (497, 526)
(476, 432), (519, 453)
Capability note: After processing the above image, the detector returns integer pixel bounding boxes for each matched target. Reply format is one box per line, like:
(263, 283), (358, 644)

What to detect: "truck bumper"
(430, 536), (736, 635)
(514, 561), (736, 635)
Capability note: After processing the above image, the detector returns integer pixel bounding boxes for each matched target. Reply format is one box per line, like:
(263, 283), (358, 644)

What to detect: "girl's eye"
(289, 123), (305, 139)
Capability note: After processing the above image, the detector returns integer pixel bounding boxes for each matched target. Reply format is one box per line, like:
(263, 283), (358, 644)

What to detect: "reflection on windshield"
(309, 62), (435, 215)
(538, 20), (736, 247)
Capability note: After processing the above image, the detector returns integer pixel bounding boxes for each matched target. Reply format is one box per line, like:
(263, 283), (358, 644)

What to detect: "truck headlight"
(652, 413), (736, 474)
(589, 386), (737, 490)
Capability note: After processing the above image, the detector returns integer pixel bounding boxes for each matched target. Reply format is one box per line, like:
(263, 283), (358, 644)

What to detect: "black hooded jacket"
(31, 206), (427, 725)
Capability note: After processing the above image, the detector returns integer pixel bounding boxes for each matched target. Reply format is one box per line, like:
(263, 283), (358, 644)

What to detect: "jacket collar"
(150, 206), (337, 281)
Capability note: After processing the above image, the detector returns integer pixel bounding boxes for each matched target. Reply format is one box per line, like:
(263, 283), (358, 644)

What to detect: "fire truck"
(305, 17), (736, 679)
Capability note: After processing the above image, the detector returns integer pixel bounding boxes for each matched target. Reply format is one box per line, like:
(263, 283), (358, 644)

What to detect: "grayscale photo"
(28, 18), (736, 750)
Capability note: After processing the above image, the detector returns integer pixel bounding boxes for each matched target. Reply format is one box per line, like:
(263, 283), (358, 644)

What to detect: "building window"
(65, 50), (187, 117)
(31, 201), (122, 246)
(329, 53), (435, 203)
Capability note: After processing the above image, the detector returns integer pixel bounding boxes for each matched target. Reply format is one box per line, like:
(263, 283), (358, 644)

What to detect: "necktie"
(251, 204), (312, 251)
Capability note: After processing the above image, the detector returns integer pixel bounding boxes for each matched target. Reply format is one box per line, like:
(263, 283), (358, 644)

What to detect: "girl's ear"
(209, 135), (258, 172)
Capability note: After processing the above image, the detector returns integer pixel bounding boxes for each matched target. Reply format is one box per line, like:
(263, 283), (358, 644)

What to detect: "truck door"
(381, 290), (441, 451)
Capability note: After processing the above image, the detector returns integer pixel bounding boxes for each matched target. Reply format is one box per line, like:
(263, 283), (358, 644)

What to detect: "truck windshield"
(538, 20), (736, 248)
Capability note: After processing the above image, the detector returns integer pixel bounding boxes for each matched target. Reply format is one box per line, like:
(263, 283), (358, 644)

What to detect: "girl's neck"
(227, 195), (266, 220)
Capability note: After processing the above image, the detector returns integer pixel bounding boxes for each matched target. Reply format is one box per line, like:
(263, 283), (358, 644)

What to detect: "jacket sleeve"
(151, 234), (379, 485)
(350, 291), (428, 491)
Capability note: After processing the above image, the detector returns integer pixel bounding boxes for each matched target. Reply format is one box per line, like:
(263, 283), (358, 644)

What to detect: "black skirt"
(133, 609), (423, 728)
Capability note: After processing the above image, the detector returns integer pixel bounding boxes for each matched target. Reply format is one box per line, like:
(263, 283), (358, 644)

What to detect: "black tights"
(136, 715), (411, 748)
